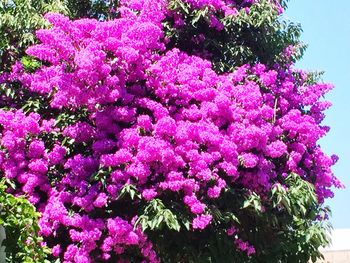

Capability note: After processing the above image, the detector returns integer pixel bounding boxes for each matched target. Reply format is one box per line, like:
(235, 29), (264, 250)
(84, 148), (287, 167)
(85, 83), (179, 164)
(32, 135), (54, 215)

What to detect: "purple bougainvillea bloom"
(0, 0), (340, 261)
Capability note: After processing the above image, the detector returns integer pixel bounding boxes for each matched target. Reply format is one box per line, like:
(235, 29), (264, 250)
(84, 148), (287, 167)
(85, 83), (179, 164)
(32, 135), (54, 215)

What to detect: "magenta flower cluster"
(0, 0), (340, 261)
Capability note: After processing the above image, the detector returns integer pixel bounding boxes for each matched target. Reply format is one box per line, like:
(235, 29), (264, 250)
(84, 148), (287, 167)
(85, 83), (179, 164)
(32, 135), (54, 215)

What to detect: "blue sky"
(284, 1), (350, 228)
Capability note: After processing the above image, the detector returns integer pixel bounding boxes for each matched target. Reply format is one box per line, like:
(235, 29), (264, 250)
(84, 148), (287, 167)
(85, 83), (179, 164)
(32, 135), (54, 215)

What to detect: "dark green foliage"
(65, 0), (119, 20)
(0, 179), (50, 262)
(165, 0), (305, 72)
(0, 0), (69, 71)
(125, 174), (330, 262)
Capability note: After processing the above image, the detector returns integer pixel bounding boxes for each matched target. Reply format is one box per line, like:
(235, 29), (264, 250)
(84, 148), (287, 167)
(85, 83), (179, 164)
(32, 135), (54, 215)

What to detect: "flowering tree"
(0, 0), (342, 262)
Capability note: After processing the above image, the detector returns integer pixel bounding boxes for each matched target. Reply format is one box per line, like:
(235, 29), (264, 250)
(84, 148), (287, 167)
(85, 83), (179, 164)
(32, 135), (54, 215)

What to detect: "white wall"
(321, 229), (350, 252)
(0, 225), (5, 263)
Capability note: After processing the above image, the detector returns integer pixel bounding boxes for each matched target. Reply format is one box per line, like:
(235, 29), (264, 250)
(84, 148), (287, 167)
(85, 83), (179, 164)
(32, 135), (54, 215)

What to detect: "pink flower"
(93, 193), (108, 208)
(28, 159), (48, 174)
(192, 214), (213, 230)
(52, 245), (61, 257)
(240, 153), (258, 168)
(142, 189), (157, 201)
(265, 141), (287, 158)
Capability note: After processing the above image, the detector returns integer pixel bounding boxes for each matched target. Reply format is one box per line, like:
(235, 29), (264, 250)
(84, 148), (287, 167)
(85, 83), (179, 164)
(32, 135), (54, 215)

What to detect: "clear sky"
(284, 1), (350, 228)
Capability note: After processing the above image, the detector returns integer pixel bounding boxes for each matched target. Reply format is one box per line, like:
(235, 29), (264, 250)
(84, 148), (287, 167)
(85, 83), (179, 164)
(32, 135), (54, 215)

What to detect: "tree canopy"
(0, 0), (341, 262)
